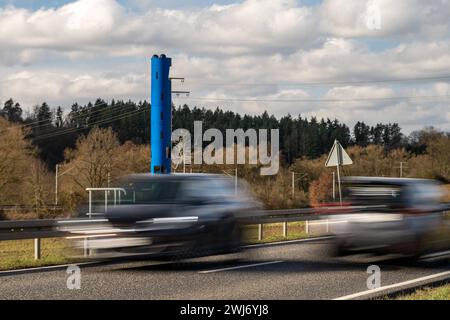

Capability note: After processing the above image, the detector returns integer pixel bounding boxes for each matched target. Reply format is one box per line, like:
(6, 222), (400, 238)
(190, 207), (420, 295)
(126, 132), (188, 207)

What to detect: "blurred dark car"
(83, 173), (262, 259)
(330, 177), (450, 259)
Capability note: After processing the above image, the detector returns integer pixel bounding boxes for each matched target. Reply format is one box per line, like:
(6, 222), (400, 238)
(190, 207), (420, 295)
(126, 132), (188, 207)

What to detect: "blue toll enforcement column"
(151, 54), (172, 174)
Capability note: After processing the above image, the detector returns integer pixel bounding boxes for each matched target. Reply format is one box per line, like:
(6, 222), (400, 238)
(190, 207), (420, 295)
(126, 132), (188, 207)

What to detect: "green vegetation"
(397, 284), (450, 300)
(0, 100), (449, 269)
(0, 222), (313, 271)
(243, 222), (311, 244)
(0, 238), (83, 271)
(1, 100), (450, 217)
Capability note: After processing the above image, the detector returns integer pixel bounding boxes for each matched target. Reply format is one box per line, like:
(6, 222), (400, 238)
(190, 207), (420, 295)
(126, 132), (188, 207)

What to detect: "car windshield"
(119, 180), (181, 204)
(180, 178), (235, 201)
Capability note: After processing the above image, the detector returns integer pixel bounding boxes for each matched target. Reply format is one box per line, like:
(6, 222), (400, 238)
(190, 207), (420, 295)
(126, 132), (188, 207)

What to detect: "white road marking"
(334, 270), (450, 300)
(421, 250), (450, 260)
(0, 237), (327, 275)
(199, 260), (284, 274)
(0, 261), (99, 276)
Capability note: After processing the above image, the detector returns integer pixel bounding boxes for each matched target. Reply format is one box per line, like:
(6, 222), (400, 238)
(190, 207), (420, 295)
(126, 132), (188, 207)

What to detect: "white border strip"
(0, 261), (99, 276)
(199, 260), (284, 274)
(334, 270), (450, 300)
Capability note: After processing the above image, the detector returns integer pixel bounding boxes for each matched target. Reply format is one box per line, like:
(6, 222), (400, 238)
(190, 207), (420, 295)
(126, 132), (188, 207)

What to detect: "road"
(0, 238), (449, 300)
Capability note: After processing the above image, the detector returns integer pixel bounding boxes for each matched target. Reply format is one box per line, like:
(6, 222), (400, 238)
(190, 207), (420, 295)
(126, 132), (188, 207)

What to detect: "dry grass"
(0, 238), (83, 271)
(0, 222), (314, 271)
(396, 284), (450, 300)
(243, 221), (311, 244)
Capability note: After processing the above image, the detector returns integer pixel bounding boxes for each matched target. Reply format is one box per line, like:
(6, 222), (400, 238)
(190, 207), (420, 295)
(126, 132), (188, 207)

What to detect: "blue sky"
(0, 0), (449, 133)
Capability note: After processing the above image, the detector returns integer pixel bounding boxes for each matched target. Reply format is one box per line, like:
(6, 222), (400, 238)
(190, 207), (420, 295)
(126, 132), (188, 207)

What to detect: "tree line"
(1, 98), (414, 169)
(1, 97), (449, 216)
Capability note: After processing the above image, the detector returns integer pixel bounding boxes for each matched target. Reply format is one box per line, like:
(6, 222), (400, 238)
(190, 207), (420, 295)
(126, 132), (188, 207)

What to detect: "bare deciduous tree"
(0, 118), (34, 204)
(64, 127), (120, 190)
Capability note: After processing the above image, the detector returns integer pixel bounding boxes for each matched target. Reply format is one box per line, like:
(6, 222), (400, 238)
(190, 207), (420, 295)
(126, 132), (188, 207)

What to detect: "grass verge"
(0, 238), (83, 271)
(243, 221), (312, 244)
(396, 284), (450, 300)
(0, 221), (321, 271)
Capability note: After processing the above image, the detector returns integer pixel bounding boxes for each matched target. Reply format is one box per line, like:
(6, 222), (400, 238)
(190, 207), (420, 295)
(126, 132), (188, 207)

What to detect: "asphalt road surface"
(1, 238), (449, 300)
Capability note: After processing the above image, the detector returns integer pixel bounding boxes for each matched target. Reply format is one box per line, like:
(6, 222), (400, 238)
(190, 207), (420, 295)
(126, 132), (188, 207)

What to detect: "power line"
(182, 74), (450, 87)
(31, 108), (147, 141)
(0, 102), (142, 135)
(21, 101), (137, 130)
(31, 108), (148, 141)
(183, 93), (450, 103)
(0, 101), (109, 131)
(20, 101), (107, 128)
(32, 103), (140, 131)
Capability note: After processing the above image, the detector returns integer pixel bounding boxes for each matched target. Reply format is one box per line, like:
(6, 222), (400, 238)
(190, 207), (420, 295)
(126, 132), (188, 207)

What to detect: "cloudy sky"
(0, 0), (449, 133)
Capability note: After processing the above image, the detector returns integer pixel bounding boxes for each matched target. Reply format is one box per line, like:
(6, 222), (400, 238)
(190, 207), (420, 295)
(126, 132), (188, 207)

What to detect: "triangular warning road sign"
(325, 140), (353, 167)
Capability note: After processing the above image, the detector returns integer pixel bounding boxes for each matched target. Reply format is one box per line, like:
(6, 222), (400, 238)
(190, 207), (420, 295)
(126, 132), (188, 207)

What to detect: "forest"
(2, 98), (409, 166)
(0, 98), (449, 218)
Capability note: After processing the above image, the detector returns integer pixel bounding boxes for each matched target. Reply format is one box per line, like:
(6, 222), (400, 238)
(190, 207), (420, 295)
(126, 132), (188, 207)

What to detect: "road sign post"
(325, 140), (353, 206)
(336, 163), (342, 205)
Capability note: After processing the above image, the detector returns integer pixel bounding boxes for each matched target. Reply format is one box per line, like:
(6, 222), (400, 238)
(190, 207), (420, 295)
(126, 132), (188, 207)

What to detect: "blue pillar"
(151, 54), (172, 174)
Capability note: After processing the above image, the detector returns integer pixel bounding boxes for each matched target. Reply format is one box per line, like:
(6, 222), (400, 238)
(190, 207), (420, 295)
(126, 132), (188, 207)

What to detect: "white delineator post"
(34, 238), (41, 260)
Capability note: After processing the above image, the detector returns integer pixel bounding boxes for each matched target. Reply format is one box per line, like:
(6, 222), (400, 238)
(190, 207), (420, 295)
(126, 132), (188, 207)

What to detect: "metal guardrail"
(2, 204), (449, 241)
(0, 211), (315, 241)
(1, 203), (449, 260)
(0, 218), (109, 241)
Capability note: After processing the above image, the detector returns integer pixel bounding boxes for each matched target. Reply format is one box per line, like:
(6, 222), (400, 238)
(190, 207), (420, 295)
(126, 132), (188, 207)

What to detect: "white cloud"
(319, 0), (450, 40)
(0, 0), (450, 133)
(0, 70), (147, 107)
(0, 0), (122, 53)
(1, 0), (449, 62)
(0, 0), (317, 60)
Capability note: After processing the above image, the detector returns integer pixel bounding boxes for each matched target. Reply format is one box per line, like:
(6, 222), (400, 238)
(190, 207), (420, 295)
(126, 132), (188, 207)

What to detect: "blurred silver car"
(330, 177), (450, 259)
(80, 173), (262, 259)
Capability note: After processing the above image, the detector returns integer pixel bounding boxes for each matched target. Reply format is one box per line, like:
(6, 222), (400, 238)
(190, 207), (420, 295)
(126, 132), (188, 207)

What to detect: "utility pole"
(183, 148), (186, 174)
(222, 168), (238, 195)
(291, 172), (308, 198)
(55, 164), (59, 206)
(235, 167), (238, 195)
(55, 164), (74, 206)
(397, 161), (407, 178)
(292, 172), (295, 198)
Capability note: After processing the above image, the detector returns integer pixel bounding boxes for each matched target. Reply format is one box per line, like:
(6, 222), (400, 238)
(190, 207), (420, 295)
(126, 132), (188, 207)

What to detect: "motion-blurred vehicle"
(76, 173), (262, 259)
(329, 177), (450, 259)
